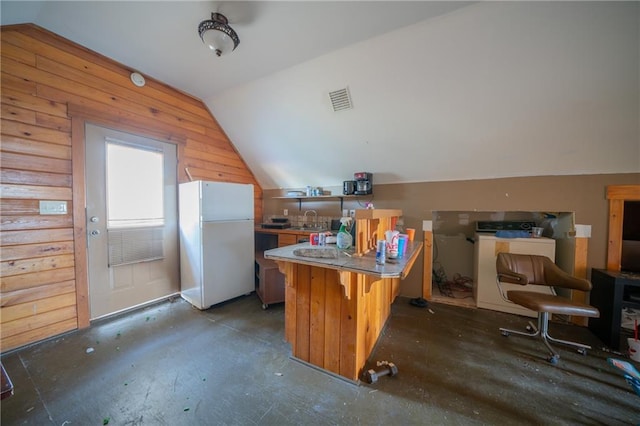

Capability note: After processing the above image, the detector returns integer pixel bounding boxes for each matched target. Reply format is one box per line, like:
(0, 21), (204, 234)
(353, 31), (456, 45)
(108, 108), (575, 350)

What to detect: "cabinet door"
(475, 235), (556, 317)
(278, 233), (298, 247)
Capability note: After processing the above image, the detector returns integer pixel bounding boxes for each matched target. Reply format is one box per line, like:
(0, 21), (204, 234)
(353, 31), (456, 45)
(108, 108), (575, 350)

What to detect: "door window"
(105, 139), (165, 266)
(106, 139), (164, 228)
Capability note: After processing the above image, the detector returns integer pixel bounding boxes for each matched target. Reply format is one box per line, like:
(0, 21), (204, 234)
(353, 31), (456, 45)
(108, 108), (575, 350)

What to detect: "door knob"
(90, 230), (101, 236)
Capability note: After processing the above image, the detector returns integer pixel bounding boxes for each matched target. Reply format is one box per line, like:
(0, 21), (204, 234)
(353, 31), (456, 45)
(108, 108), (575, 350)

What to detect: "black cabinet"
(588, 268), (640, 350)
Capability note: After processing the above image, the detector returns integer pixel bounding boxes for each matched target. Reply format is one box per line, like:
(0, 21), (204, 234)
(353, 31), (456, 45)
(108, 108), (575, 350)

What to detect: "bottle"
(336, 218), (353, 250)
(376, 240), (386, 265)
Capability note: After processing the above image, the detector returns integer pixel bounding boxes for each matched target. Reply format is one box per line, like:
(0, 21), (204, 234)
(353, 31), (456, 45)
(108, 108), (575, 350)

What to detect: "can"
(318, 233), (326, 246)
(310, 233), (319, 245)
(376, 240), (386, 265)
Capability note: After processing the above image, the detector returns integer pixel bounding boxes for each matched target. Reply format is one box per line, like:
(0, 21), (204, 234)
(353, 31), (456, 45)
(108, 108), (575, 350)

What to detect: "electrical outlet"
(283, 209), (288, 216)
(349, 209), (356, 218)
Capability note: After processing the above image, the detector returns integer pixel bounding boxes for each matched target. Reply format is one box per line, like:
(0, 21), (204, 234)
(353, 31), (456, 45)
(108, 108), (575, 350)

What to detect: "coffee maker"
(343, 180), (356, 195)
(353, 172), (373, 195)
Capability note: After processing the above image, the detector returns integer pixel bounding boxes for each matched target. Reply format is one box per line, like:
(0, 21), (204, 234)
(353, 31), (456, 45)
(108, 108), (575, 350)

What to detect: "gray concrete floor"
(1, 294), (638, 425)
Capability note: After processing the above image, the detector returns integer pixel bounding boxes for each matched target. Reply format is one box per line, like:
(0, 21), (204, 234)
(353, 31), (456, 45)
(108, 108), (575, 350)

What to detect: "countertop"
(264, 241), (423, 279)
(255, 226), (330, 235)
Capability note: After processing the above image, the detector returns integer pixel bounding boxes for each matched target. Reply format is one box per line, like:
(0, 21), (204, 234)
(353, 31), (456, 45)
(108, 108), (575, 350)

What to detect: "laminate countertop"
(264, 241), (423, 279)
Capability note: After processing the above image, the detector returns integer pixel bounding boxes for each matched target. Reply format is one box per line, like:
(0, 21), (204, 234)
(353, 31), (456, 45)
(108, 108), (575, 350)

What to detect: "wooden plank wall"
(0, 24), (263, 352)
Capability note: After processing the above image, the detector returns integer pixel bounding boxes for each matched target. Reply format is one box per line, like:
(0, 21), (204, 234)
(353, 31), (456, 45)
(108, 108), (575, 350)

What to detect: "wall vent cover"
(328, 87), (353, 112)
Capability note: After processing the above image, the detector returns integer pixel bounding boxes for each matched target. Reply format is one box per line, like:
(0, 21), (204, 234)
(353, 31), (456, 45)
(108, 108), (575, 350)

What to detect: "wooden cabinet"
(255, 253), (285, 309)
(474, 234), (556, 317)
(278, 233), (299, 247)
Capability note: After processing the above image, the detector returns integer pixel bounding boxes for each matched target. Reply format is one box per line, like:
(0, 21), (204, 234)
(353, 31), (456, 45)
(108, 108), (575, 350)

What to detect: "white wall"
(209, 2), (639, 190)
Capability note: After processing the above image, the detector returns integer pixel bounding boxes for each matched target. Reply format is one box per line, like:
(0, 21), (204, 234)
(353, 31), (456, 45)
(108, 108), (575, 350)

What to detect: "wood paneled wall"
(0, 24), (262, 352)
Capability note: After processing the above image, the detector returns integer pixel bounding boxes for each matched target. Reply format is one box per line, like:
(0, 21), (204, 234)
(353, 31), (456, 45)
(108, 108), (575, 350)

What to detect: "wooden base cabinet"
(255, 253), (285, 309)
(281, 263), (398, 382)
(278, 233), (299, 247)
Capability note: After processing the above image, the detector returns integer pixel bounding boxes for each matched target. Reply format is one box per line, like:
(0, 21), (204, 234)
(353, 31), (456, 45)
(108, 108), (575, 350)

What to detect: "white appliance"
(179, 180), (254, 309)
(474, 233), (556, 317)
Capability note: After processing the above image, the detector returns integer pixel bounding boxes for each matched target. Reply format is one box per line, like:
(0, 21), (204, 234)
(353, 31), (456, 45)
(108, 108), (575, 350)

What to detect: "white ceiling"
(2, 2), (638, 191)
(0, 1), (473, 99)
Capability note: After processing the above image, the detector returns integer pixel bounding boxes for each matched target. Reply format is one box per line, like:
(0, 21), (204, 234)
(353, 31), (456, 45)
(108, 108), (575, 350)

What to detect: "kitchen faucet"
(303, 210), (317, 226)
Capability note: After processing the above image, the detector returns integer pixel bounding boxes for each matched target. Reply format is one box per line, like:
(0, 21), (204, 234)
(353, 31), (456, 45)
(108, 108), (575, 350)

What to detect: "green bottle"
(336, 218), (353, 249)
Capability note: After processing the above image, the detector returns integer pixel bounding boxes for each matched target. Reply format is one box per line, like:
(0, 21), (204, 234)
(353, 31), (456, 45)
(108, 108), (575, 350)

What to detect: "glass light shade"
(198, 13), (240, 57)
(202, 29), (235, 57)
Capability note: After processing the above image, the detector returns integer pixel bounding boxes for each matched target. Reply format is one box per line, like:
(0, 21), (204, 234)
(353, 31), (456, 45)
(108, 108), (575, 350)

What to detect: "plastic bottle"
(336, 217), (353, 250)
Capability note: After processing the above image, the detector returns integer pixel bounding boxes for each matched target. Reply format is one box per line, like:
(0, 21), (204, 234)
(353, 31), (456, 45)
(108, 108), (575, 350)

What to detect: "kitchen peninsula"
(264, 209), (423, 383)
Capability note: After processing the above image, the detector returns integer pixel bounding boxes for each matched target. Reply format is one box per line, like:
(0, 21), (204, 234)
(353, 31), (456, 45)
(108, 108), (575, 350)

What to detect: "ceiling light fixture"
(198, 12), (240, 57)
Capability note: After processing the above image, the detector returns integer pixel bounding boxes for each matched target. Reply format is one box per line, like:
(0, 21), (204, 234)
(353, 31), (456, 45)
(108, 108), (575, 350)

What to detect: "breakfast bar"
(264, 209), (423, 383)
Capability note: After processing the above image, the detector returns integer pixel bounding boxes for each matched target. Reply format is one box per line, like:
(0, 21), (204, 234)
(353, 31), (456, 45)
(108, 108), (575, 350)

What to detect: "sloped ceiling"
(2, 1), (638, 190)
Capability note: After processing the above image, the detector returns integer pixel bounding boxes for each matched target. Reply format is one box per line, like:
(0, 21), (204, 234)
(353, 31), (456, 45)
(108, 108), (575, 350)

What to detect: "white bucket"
(628, 338), (640, 362)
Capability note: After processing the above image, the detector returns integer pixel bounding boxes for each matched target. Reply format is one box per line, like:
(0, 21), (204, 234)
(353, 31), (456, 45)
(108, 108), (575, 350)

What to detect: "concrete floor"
(1, 294), (638, 425)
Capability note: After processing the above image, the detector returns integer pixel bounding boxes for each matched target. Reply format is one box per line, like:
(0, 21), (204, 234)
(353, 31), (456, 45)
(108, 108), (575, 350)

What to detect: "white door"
(85, 124), (179, 319)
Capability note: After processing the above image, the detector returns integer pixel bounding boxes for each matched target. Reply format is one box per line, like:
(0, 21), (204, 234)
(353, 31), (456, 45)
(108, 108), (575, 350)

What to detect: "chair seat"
(507, 291), (600, 317)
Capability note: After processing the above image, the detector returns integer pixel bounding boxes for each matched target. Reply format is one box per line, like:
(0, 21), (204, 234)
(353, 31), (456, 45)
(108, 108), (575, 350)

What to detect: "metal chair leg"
(538, 312), (560, 364)
(500, 312), (592, 364)
(499, 317), (541, 338)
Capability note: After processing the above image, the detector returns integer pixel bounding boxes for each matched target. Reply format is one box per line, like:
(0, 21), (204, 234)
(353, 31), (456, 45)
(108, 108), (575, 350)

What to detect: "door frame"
(70, 105), (186, 328)
(606, 185), (640, 270)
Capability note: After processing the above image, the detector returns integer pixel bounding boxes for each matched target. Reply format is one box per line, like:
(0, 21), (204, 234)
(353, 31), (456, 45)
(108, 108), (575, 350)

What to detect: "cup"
(628, 338), (640, 362)
(399, 234), (409, 257)
(385, 230), (399, 259)
(531, 227), (544, 238)
(406, 228), (416, 241)
(397, 236), (407, 259)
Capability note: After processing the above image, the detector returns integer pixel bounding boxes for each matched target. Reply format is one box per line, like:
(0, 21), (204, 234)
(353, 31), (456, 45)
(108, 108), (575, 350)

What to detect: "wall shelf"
(272, 194), (369, 210)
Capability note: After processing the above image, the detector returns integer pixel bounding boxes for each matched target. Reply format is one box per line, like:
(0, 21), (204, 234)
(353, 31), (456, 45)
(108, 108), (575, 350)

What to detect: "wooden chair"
(496, 252), (600, 364)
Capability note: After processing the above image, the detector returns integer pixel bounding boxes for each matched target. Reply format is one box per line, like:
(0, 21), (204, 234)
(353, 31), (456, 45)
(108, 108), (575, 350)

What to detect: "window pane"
(107, 142), (164, 228)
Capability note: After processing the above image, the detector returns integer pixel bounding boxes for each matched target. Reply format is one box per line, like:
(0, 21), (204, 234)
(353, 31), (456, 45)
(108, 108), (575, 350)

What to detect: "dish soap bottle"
(336, 218), (353, 250)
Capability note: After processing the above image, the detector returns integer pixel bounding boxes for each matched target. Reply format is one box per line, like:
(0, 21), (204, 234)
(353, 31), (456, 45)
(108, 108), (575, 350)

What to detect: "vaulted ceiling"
(2, 1), (638, 189)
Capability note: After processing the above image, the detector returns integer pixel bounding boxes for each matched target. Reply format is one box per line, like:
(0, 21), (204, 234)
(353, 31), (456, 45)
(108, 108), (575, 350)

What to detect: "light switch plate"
(39, 200), (68, 215)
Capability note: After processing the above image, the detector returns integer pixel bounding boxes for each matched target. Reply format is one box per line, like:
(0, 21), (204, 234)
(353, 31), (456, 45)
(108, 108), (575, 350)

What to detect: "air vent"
(328, 87), (353, 112)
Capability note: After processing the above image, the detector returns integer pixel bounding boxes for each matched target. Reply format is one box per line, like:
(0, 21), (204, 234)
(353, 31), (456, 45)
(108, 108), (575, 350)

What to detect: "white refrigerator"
(179, 180), (255, 309)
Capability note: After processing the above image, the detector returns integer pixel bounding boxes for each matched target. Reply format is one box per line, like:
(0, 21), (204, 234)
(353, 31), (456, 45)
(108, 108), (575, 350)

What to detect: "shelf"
(272, 194), (370, 210)
(622, 300), (640, 310)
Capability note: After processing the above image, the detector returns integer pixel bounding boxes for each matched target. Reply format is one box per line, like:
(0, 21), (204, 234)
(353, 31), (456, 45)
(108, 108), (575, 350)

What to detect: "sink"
(289, 227), (327, 232)
(293, 248), (338, 259)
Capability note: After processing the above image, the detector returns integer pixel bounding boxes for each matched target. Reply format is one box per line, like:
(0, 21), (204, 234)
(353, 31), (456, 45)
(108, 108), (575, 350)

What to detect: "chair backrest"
(496, 253), (548, 286)
(496, 252), (592, 291)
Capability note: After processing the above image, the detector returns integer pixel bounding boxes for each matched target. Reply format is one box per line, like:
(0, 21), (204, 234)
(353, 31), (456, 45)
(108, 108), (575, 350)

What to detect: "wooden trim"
(607, 185), (640, 201)
(71, 117), (89, 328)
(607, 199), (625, 270)
(422, 230), (433, 300)
(571, 236), (589, 326)
(606, 185), (640, 270)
